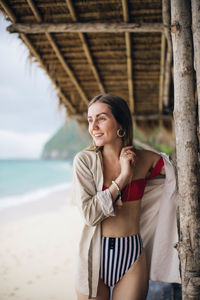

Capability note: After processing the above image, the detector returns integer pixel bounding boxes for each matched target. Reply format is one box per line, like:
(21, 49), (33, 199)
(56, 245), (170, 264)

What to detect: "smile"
(94, 133), (103, 137)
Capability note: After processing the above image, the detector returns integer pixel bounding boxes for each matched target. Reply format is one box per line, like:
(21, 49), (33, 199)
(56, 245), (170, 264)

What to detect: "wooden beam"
(133, 114), (172, 121)
(0, 0), (17, 23)
(122, 0), (135, 114)
(26, 0), (42, 23)
(19, 34), (76, 114)
(66, 0), (105, 93)
(7, 22), (164, 34)
(25, 0), (89, 107)
(159, 33), (166, 113)
(162, 0), (173, 108)
(45, 32), (89, 106)
(73, 113), (172, 122)
(0, 0), (76, 114)
(122, 0), (129, 23)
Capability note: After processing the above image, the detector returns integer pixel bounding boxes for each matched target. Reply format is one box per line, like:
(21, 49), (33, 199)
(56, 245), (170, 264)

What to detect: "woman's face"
(87, 101), (121, 147)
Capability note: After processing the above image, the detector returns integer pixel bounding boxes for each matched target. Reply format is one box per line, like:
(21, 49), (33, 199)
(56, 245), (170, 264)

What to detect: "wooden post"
(162, 0), (173, 108)
(6, 22), (164, 34)
(191, 0), (200, 143)
(171, 0), (200, 299)
(122, 0), (135, 114)
(159, 33), (166, 114)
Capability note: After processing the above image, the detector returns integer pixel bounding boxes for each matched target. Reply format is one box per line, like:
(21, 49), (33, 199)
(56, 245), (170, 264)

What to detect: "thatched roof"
(0, 0), (173, 125)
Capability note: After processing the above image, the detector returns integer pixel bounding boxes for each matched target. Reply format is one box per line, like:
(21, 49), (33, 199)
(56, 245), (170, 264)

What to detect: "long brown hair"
(88, 94), (133, 150)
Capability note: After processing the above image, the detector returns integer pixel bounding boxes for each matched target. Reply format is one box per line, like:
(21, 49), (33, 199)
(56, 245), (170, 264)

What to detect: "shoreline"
(0, 187), (83, 300)
(0, 182), (72, 211)
(0, 183), (73, 224)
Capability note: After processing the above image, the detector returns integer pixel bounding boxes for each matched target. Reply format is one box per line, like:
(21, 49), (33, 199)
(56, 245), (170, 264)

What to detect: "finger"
(123, 151), (133, 157)
(127, 155), (136, 165)
(127, 152), (136, 159)
(123, 148), (136, 154)
(122, 145), (134, 152)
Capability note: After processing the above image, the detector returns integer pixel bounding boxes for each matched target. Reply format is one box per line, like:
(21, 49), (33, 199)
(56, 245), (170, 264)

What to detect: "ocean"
(0, 159), (73, 210)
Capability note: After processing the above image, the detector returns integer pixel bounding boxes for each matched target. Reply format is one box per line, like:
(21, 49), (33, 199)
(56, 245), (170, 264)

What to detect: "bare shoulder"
(135, 148), (164, 170)
(135, 148), (160, 164)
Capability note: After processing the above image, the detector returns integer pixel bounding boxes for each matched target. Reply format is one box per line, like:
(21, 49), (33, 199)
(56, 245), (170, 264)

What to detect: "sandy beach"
(0, 187), (83, 300)
(0, 186), (182, 300)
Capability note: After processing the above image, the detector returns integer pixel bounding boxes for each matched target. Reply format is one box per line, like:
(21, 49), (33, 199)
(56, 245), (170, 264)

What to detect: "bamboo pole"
(191, 0), (200, 143)
(162, 0), (173, 108)
(45, 32), (89, 106)
(0, 0), (17, 22)
(25, 0), (89, 107)
(122, 0), (135, 114)
(72, 113), (172, 121)
(158, 33), (166, 128)
(66, 0), (105, 94)
(133, 114), (172, 120)
(7, 22), (164, 34)
(26, 0), (42, 23)
(171, 0), (200, 299)
(159, 33), (166, 113)
(20, 34), (76, 114)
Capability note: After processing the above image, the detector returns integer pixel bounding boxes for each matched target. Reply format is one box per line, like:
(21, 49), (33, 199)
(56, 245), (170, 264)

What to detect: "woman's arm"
(73, 152), (116, 227)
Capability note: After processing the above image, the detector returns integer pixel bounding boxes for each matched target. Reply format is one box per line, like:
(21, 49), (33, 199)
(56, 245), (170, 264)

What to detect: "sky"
(0, 15), (66, 159)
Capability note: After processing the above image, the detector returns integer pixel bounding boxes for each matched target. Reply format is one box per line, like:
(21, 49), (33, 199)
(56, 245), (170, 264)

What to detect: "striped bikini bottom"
(100, 234), (143, 287)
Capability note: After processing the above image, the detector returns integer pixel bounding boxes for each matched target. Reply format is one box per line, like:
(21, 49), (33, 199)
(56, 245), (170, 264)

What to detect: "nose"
(91, 119), (99, 130)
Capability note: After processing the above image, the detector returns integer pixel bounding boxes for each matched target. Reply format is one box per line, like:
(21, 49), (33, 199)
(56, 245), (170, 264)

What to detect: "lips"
(93, 133), (103, 137)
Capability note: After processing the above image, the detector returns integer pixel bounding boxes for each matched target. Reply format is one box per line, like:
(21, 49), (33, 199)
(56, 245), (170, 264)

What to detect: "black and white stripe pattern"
(100, 234), (142, 287)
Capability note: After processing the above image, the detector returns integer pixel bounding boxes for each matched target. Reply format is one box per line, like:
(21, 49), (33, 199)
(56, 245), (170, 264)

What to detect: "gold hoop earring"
(117, 129), (125, 138)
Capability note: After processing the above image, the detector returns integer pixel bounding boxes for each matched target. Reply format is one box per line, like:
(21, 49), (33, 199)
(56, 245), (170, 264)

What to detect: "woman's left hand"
(119, 146), (136, 181)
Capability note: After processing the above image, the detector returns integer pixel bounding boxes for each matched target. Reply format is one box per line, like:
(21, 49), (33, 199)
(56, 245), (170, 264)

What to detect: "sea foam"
(0, 182), (72, 210)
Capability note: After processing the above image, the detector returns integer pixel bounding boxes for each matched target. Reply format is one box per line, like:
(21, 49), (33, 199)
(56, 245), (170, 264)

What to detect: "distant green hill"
(41, 119), (91, 161)
(41, 119), (174, 161)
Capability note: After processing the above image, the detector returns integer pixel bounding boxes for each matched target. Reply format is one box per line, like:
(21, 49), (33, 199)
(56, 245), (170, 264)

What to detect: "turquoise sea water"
(0, 159), (73, 209)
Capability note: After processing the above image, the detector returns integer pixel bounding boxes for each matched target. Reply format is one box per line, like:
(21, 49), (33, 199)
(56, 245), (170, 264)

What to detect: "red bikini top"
(103, 157), (164, 202)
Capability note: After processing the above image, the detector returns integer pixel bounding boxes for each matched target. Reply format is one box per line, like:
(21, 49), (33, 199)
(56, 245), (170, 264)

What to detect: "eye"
(98, 117), (105, 121)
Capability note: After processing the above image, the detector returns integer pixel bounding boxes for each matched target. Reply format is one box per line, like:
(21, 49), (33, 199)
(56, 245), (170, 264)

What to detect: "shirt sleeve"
(72, 152), (116, 227)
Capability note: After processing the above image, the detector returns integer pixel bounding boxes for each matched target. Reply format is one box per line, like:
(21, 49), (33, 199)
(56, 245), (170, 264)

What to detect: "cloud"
(0, 16), (66, 158)
(0, 130), (50, 158)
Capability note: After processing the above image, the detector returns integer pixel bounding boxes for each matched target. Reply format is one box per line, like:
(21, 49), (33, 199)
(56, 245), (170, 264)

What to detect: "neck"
(102, 140), (123, 161)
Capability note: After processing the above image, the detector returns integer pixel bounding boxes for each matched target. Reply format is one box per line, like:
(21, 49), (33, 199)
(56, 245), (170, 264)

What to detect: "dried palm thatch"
(0, 0), (173, 129)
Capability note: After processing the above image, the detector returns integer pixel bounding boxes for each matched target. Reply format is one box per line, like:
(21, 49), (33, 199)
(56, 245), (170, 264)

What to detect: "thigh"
(76, 278), (110, 300)
(112, 249), (149, 300)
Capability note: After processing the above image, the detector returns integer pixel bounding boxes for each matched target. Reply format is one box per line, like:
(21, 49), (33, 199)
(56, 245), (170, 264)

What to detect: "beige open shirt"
(72, 149), (181, 298)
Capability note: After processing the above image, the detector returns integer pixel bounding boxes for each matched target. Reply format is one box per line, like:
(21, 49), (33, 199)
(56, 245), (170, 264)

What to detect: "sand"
(0, 187), (83, 300)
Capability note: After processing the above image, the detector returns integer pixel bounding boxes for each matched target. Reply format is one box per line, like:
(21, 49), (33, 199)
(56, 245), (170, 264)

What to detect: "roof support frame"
(0, 0), (173, 121)
(122, 0), (134, 114)
(25, 0), (89, 107)
(159, 33), (166, 114)
(45, 32), (89, 106)
(21, 34), (76, 113)
(162, 0), (173, 108)
(7, 22), (164, 34)
(26, 0), (42, 22)
(134, 114), (172, 120)
(66, 0), (105, 94)
(0, 0), (17, 22)
(0, 0), (76, 114)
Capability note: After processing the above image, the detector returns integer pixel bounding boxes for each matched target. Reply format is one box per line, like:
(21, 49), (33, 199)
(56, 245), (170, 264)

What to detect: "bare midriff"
(101, 200), (141, 237)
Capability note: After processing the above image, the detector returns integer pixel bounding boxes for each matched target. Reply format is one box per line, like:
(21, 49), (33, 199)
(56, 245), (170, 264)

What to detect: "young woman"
(73, 94), (181, 300)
